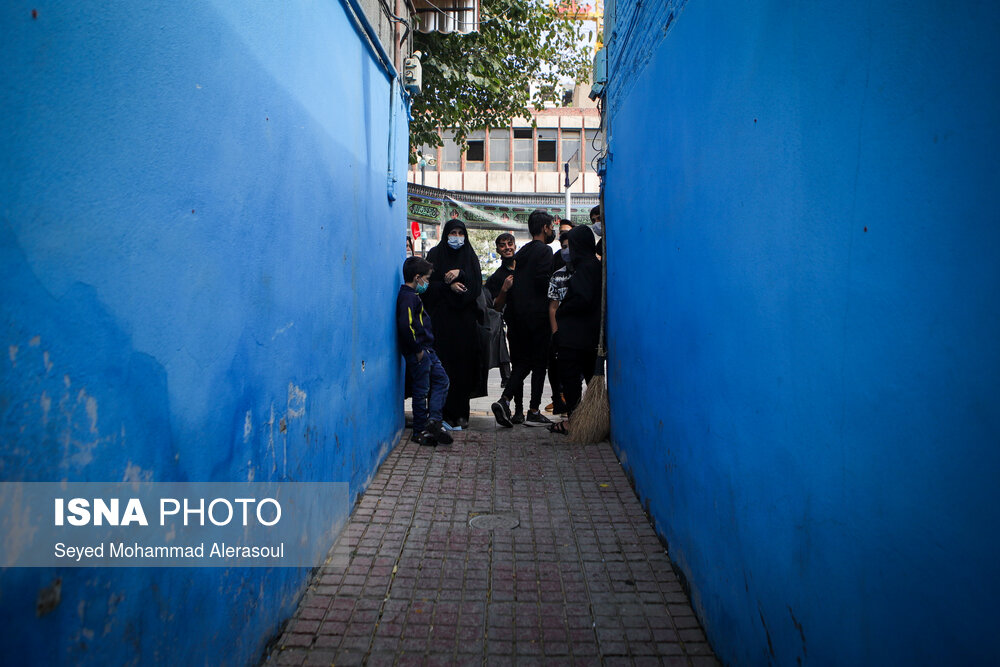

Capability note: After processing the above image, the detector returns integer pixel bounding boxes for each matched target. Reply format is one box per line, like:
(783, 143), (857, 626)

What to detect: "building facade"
(408, 106), (603, 195)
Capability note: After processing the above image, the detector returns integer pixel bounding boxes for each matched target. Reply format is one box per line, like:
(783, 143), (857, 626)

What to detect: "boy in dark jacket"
(397, 257), (452, 446)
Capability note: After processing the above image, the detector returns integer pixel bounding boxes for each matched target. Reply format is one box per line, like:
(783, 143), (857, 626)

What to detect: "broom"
(569, 198), (610, 444)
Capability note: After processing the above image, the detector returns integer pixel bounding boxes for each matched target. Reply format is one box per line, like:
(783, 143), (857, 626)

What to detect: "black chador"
(422, 219), (485, 425)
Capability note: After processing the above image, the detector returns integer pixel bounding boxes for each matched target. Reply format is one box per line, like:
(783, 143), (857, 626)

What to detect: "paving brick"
(370, 637), (400, 652)
(514, 640), (543, 656)
(686, 642), (716, 656)
(486, 639), (514, 655)
(571, 640), (600, 656)
(339, 634), (370, 652)
(680, 628), (707, 643)
(544, 641), (571, 656)
(604, 657), (633, 667)
(662, 657), (690, 667)
(632, 657), (662, 667)
(289, 619), (321, 634)
(488, 625), (516, 641)
(273, 648), (308, 665)
(692, 657), (723, 667)
(373, 621), (402, 637)
(332, 650), (365, 666)
(282, 633), (313, 649)
(310, 634), (340, 650)
(365, 652), (397, 667)
(301, 649), (337, 666)
(399, 637), (428, 652)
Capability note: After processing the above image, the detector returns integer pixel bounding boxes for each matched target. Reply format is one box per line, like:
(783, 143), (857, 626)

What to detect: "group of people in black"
(486, 208), (602, 435)
(396, 207), (602, 445)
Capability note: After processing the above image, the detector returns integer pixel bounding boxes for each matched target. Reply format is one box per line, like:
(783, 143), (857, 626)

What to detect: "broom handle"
(597, 189), (607, 361)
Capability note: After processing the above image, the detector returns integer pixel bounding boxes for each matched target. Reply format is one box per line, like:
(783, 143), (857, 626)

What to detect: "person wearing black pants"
(546, 228), (574, 415)
(557, 346), (597, 415)
(551, 225), (602, 433)
(422, 219), (484, 429)
(484, 233), (523, 421)
(491, 210), (556, 428)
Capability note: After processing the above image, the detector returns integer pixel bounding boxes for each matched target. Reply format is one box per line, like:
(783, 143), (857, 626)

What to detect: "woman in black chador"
(422, 219), (485, 428)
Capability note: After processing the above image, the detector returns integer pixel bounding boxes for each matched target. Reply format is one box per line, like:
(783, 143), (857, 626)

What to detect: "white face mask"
(448, 236), (465, 249)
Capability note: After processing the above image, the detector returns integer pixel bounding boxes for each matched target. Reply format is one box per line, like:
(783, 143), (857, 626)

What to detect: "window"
(584, 129), (601, 171)
(513, 128), (533, 171)
(561, 130), (581, 174)
(442, 130), (461, 171)
(489, 129), (510, 171)
(466, 130), (485, 171)
(537, 130), (557, 171)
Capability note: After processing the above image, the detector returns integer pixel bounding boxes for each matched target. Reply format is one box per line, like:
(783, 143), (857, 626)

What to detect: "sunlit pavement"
(264, 370), (719, 666)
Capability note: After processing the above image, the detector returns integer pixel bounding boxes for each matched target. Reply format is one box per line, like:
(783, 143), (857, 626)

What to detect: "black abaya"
(422, 220), (485, 424)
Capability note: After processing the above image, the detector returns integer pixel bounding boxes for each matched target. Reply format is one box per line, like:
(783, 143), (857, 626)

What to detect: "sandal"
(548, 421), (568, 435)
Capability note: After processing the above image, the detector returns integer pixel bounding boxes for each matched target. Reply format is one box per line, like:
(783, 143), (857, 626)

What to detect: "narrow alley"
(7, 2), (1000, 665)
(265, 374), (718, 666)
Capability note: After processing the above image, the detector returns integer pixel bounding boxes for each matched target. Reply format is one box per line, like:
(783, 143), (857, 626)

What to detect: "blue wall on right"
(603, 1), (1000, 664)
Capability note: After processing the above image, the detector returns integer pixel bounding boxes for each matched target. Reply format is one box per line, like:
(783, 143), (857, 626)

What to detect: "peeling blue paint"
(2, 1), (407, 664)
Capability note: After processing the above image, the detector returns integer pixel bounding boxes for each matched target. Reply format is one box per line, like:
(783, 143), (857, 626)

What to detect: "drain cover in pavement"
(468, 513), (519, 530)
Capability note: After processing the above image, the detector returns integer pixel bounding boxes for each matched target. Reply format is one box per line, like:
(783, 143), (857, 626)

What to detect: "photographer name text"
(54, 541), (285, 561)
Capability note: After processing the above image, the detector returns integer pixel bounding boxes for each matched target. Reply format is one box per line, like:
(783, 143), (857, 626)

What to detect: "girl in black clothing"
(551, 225), (602, 433)
(421, 219), (485, 428)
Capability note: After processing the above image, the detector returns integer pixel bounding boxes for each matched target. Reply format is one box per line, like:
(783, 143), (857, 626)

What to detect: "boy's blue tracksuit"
(396, 284), (449, 432)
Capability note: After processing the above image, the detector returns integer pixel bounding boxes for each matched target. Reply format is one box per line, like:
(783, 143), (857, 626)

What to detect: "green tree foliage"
(410, 0), (593, 159)
(468, 228), (501, 277)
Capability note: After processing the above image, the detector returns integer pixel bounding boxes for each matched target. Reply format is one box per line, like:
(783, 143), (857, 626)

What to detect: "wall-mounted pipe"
(339, 0), (400, 82)
(338, 0), (406, 202)
(387, 78), (399, 201)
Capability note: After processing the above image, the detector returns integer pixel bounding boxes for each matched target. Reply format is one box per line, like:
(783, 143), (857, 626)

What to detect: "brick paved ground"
(266, 369), (718, 665)
(264, 374), (718, 666)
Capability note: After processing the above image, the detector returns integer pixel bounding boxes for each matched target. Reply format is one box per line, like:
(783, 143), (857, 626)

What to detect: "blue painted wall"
(2, 1), (407, 664)
(603, 1), (1000, 664)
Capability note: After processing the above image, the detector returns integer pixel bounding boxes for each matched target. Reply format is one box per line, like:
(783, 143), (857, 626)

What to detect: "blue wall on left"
(1, 1), (408, 664)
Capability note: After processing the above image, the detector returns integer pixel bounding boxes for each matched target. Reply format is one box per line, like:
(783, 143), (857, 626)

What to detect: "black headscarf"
(566, 224), (598, 273)
(423, 219), (489, 413)
(556, 225), (602, 351)
(426, 219), (482, 301)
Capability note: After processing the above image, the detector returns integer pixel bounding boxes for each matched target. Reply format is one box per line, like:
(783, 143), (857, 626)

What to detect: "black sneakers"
(523, 410), (554, 427)
(410, 430), (436, 446)
(429, 420), (453, 445)
(511, 410), (525, 425)
(491, 398), (513, 428)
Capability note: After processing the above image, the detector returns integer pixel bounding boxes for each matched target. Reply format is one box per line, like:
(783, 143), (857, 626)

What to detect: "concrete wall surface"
(603, 1), (1000, 664)
(2, 1), (408, 664)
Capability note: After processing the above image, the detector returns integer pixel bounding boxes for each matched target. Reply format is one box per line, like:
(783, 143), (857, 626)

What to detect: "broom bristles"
(569, 375), (610, 444)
